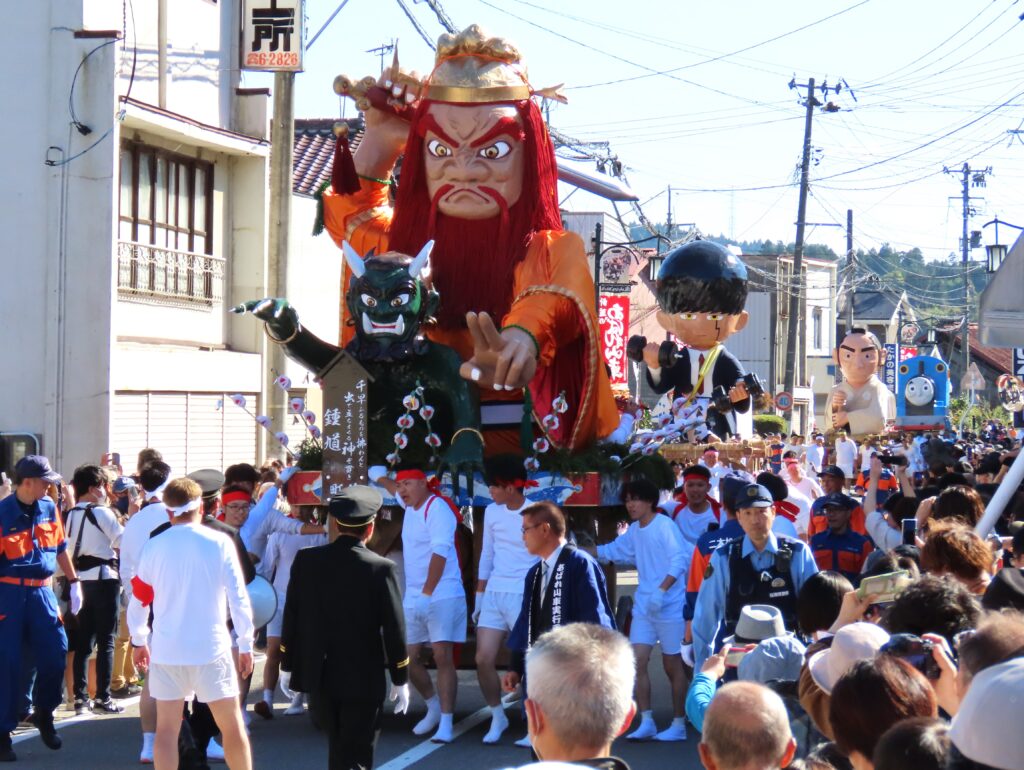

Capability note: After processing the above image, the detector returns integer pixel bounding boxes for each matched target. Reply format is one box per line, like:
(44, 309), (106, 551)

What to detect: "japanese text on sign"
(242, 0), (304, 72)
(598, 294), (630, 386)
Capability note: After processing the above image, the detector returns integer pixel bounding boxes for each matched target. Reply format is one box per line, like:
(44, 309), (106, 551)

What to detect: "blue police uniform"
(691, 532), (818, 669)
(0, 494), (69, 735)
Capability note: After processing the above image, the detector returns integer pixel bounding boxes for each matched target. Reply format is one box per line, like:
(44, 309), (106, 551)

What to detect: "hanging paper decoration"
(308, 425), (321, 439)
(425, 432), (442, 448)
(230, 394), (247, 408)
(274, 375), (292, 390)
(387, 380), (441, 469)
(274, 432), (290, 446)
(255, 415), (272, 428)
(215, 399), (224, 411)
(301, 409), (317, 425)
(289, 397), (305, 413)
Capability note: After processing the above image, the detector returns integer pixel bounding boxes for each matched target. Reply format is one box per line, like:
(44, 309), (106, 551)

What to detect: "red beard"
(389, 99), (562, 331)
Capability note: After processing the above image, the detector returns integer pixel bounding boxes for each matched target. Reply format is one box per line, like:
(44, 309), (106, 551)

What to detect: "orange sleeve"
(687, 548), (709, 594)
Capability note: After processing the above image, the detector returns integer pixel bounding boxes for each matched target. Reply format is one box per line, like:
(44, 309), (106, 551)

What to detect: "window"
(812, 306), (823, 350)
(118, 142), (214, 255)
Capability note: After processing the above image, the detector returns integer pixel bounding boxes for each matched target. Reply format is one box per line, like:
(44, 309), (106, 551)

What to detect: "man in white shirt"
(473, 455), (537, 744)
(67, 465), (125, 715)
(783, 457), (823, 502)
(595, 479), (689, 742)
(376, 468), (467, 744)
(118, 460), (173, 763)
(699, 447), (731, 503)
(129, 478), (253, 770)
(660, 465), (720, 548)
(805, 434), (826, 476)
(833, 430), (859, 483)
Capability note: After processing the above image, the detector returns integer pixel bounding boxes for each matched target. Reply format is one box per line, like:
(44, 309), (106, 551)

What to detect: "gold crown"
(426, 25), (565, 105)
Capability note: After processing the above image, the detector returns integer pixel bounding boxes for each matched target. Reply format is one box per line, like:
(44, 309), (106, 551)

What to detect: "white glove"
(414, 592), (432, 619)
(368, 465), (389, 484)
(680, 643), (695, 667)
(69, 581), (84, 615)
(472, 591), (485, 625)
(647, 588), (666, 617)
(279, 670), (296, 700)
(389, 683), (410, 714)
(279, 465), (299, 484)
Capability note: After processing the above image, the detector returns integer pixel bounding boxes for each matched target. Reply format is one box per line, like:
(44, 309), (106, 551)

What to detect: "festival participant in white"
(594, 479), (689, 742)
(129, 478), (254, 770)
(661, 465), (721, 546)
(473, 455), (537, 744)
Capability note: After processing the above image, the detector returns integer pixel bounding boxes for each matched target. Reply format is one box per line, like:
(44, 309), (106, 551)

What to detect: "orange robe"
(322, 182), (620, 450)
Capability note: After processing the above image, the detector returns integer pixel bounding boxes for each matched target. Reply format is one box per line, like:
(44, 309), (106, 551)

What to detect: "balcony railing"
(117, 241), (224, 306)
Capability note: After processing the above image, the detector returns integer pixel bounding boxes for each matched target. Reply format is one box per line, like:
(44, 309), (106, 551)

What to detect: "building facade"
(1, 0), (271, 475)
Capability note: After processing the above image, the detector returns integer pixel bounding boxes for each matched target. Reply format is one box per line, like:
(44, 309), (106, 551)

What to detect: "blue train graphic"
(895, 354), (949, 430)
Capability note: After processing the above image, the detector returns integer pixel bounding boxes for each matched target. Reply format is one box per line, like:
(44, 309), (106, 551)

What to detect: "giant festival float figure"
(828, 327), (896, 439)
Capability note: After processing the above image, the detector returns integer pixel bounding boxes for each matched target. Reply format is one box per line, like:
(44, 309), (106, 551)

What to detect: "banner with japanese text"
(598, 294), (630, 386)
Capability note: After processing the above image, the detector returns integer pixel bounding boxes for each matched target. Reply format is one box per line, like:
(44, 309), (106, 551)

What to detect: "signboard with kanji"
(598, 294), (630, 386)
(318, 351), (372, 499)
(1014, 347), (1024, 378)
(242, 0), (304, 72)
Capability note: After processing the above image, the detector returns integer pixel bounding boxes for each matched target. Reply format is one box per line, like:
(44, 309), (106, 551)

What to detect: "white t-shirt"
(128, 522), (254, 665)
(860, 444), (877, 472)
(65, 503), (124, 581)
(789, 476), (823, 502)
(784, 488), (813, 538)
(401, 495), (465, 600)
(805, 444), (825, 473)
(661, 502), (718, 550)
(597, 513), (688, 618)
(119, 502), (171, 593)
(261, 529), (329, 595)
(834, 439), (858, 472)
(478, 500), (537, 595)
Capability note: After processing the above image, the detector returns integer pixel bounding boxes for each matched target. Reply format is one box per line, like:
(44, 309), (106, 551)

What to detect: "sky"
(245, 0), (1024, 271)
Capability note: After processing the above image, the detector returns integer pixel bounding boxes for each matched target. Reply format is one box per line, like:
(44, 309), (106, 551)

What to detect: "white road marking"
(376, 705), (494, 770)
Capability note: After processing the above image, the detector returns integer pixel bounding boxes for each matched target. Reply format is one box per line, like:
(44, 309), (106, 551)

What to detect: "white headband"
(166, 498), (202, 516)
(145, 478), (171, 497)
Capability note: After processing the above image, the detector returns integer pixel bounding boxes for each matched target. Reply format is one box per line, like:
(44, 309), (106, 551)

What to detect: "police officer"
(0, 456), (83, 761)
(691, 483), (818, 670)
(279, 486), (410, 769)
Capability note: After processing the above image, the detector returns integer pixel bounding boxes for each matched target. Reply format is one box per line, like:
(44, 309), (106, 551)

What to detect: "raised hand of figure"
(728, 381), (749, 403)
(231, 298), (299, 342)
(459, 312), (538, 392)
(438, 429), (484, 506)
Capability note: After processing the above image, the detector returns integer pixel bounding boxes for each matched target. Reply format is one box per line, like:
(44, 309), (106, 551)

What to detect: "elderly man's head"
(698, 682), (796, 770)
(524, 623), (636, 761)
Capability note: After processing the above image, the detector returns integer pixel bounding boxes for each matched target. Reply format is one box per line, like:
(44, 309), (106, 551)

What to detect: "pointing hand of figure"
(459, 312), (538, 391)
(231, 298), (299, 341)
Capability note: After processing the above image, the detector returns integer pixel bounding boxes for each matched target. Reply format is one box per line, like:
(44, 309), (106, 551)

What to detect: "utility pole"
(845, 209), (855, 334)
(665, 186), (673, 243)
(944, 162), (992, 390)
(265, 71), (295, 457)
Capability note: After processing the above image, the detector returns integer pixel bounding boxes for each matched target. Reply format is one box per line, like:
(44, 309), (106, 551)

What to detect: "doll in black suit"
(641, 240), (753, 438)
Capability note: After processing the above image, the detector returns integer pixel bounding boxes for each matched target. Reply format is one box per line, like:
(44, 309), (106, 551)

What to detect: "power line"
(394, 0), (436, 50)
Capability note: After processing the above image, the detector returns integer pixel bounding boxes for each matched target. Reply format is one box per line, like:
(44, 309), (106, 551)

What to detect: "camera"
(881, 633), (941, 680)
(876, 453), (908, 467)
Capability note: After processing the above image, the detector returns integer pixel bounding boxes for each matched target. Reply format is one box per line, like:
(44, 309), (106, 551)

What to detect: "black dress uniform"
(280, 487), (408, 770)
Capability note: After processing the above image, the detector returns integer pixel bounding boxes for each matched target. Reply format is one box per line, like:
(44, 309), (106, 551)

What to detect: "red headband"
(683, 472), (709, 482)
(395, 470), (427, 481)
(221, 490), (252, 506)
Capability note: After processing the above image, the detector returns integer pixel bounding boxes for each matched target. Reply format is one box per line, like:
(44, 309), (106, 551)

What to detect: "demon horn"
(408, 240), (434, 278)
(342, 240), (366, 278)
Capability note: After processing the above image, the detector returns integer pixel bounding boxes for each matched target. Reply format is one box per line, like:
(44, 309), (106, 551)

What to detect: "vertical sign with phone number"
(242, 0), (304, 72)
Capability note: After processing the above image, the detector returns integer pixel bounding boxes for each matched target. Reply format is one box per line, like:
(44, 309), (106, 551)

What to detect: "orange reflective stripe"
(687, 548), (709, 594)
(2, 530), (33, 560)
(33, 521), (63, 549)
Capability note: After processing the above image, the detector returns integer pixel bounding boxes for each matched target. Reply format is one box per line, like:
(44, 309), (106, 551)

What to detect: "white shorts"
(404, 596), (467, 644)
(149, 653), (239, 703)
(477, 590), (523, 633)
(629, 612), (686, 655)
(266, 590), (286, 638)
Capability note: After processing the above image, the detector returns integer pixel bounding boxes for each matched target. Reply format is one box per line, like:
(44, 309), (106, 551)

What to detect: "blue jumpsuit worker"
(691, 483), (818, 670)
(1, 456), (82, 761)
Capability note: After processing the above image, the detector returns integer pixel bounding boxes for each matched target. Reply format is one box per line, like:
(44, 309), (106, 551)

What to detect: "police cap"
(187, 468), (226, 498)
(737, 484), (774, 509)
(820, 492), (855, 510)
(329, 485), (383, 527)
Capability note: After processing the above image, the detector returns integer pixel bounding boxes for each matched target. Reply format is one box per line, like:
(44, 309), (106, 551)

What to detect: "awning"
(556, 158), (639, 202)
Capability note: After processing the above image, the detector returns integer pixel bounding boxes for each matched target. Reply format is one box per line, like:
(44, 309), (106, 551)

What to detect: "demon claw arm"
(232, 298), (341, 374)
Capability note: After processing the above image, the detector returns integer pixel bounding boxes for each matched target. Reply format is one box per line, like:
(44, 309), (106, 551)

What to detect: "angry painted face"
(343, 241), (439, 352)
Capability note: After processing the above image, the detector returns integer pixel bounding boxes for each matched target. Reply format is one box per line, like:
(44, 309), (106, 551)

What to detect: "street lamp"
(982, 217), (1024, 273)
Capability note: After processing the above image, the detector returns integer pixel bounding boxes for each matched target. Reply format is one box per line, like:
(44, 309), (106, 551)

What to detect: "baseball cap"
(949, 658), (1024, 770)
(808, 622), (890, 695)
(14, 455), (61, 484)
(819, 492), (855, 510)
(736, 484), (773, 509)
(819, 465), (846, 479)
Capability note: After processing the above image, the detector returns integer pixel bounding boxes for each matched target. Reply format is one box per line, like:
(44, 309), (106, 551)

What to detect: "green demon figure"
(234, 241), (482, 495)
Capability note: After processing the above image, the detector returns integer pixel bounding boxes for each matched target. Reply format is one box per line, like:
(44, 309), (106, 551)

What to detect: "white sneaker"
(482, 710), (509, 744)
(412, 705), (441, 736)
(626, 719), (658, 741)
(514, 734), (532, 748)
(205, 739), (226, 763)
(655, 723), (688, 742)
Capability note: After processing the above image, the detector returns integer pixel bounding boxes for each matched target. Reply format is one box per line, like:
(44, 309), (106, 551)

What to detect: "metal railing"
(116, 241), (224, 306)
